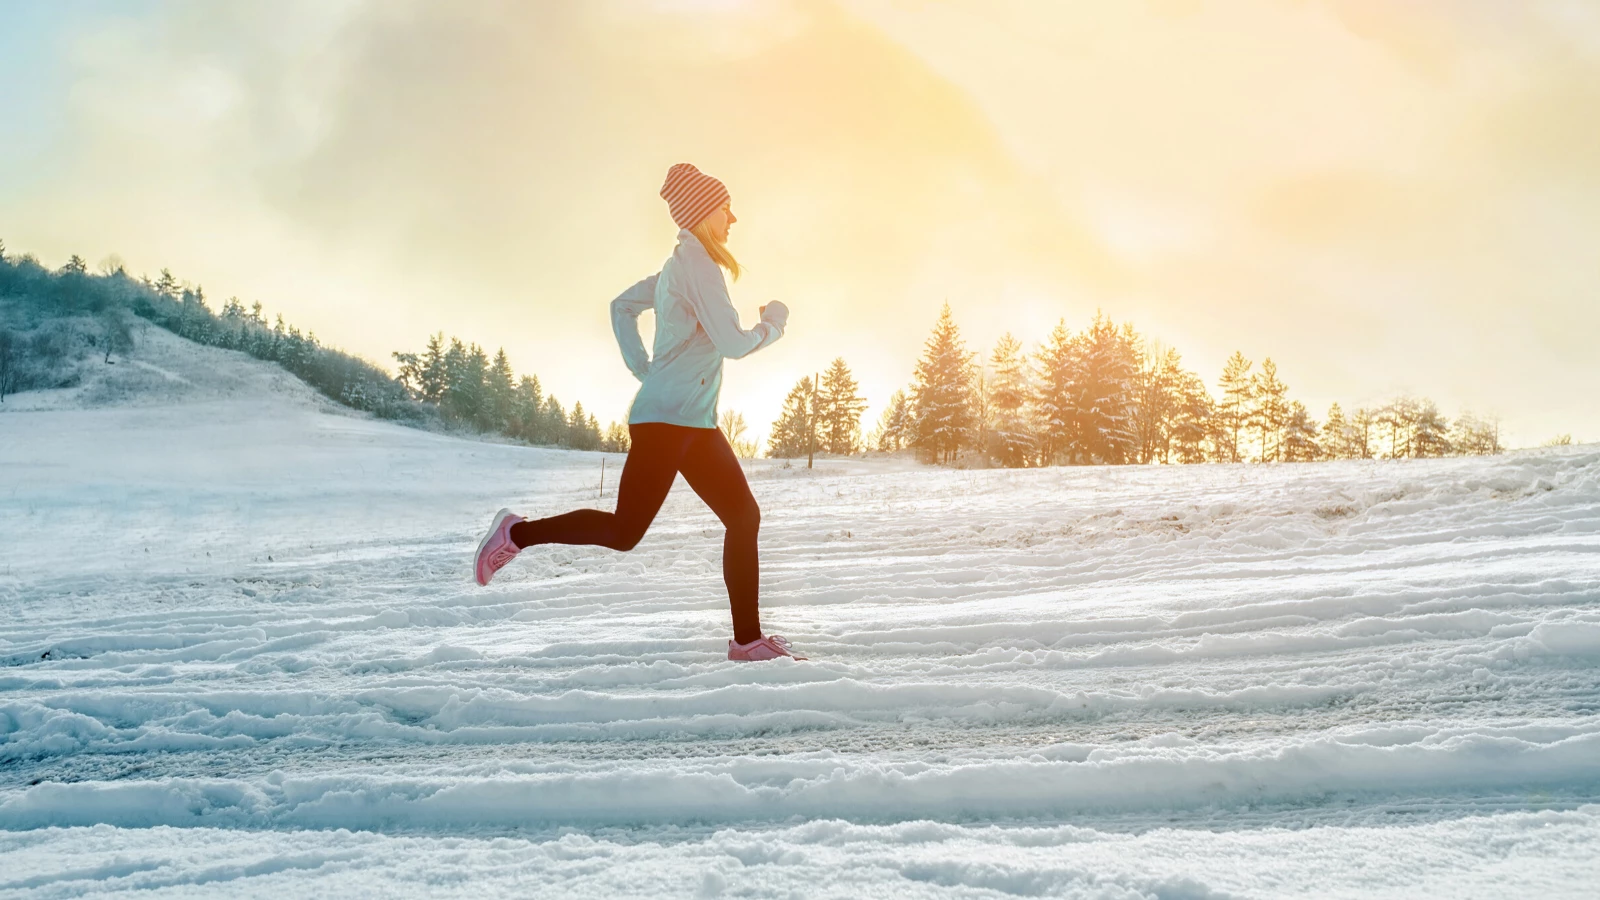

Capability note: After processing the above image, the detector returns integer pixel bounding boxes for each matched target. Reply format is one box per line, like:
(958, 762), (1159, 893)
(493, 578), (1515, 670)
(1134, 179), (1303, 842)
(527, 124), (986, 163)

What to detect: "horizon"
(3, 0), (1598, 447)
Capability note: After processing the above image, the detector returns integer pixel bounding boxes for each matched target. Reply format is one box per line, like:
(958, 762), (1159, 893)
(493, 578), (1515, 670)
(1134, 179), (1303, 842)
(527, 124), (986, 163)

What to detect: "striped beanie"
(660, 163), (730, 231)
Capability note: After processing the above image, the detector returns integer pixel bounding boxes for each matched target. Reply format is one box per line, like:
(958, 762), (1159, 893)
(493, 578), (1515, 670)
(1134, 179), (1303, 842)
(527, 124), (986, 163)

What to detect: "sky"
(2, 0), (1597, 447)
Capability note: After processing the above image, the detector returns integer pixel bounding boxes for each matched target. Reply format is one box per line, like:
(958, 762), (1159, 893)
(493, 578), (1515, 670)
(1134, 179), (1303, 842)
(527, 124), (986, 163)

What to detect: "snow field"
(2, 331), (1599, 896)
(4, 809), (1598, 899)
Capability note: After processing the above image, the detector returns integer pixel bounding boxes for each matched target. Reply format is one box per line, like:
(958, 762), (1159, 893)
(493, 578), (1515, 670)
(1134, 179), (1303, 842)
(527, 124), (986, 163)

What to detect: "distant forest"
(0, 242), (625, 451)
(767, 304), (1508, 466)
(2, 241), (1533, 466)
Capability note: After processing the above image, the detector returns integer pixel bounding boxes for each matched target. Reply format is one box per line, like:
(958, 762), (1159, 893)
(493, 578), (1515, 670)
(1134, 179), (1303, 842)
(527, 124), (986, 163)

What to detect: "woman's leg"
(677, 428), (763, 645)
(510, 423), (690, 551)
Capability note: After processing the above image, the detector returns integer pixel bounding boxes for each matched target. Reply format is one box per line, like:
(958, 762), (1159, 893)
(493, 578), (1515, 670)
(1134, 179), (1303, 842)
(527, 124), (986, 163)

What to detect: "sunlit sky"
(3, 0), (1597, 446)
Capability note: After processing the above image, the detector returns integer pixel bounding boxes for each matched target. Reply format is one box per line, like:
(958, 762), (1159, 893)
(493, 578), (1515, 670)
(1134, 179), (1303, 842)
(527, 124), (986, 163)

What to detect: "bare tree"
(100, 309), (133, 364)
(0, 328), (19, 401)
(719, 409), (759, 459)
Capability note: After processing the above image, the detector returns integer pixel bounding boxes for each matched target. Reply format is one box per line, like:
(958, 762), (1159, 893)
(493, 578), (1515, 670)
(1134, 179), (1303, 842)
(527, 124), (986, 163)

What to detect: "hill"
(2, 338), (1598, 895)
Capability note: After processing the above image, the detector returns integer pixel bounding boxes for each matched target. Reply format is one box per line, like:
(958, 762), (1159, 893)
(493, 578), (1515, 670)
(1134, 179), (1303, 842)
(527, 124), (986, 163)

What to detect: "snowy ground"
(2, 330), (1599, 898)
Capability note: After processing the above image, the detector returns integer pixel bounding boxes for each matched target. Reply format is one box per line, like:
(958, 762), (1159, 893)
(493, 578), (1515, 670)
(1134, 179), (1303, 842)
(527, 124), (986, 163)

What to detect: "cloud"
(4, 0), (1598, 443)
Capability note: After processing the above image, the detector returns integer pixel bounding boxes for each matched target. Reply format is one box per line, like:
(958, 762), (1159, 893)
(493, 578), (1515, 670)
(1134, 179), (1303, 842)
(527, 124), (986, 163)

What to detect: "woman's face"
(700, 203), (736, 243)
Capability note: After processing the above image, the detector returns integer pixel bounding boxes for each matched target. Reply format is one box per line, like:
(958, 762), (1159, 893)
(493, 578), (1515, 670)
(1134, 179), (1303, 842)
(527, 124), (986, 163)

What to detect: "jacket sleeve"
(610, 274), (658, 382)
(685, 258), (783, 360)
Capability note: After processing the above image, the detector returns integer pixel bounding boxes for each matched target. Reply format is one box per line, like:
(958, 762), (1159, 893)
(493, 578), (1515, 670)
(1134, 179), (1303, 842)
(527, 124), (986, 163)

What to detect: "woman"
(471, 163), (801, 662)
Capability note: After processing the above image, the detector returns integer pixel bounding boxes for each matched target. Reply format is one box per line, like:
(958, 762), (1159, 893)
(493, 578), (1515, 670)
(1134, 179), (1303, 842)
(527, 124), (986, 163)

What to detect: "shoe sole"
(473, 507), (518, 586)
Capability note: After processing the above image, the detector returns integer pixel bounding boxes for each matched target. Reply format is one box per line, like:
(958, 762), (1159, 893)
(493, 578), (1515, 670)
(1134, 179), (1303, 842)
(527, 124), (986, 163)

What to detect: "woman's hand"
(760, 301), (790, 332)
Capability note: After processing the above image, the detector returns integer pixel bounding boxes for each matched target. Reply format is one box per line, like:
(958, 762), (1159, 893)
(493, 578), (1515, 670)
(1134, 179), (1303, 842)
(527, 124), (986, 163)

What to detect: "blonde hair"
(690, 217), (742, 282)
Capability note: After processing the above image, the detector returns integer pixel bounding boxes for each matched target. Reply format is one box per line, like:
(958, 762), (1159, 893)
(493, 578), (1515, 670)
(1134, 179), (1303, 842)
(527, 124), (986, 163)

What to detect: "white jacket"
(611, 229), (788, 429)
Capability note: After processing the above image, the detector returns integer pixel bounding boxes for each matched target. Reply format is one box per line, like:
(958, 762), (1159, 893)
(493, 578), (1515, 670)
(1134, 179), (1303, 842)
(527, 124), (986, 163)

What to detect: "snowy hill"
(2, 336), (1599, 897)
(0, 319), (352, 414)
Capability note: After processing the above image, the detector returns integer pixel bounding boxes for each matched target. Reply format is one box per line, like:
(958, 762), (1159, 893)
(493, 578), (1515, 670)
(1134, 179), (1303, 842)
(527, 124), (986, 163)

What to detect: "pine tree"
(1450, 412), (1501, 456)
(487, 348), (516, 432)
(984, 333), (1035, 467)
(1132, 344), (1187, 464)
(1349, 407), (1375, 459)
(1378, 397), (1420, 458)
(909, 303), (978, 464)
(1078, 314), (1139, 464)
(603, 421), (631, 453)
(567, 404), (600, 450)
(417, 333), (448, 403)
(872, 389), (911, 452)
(392, 351), (424, 398)
(513, 375), (543, 442)
(154, 268), (180, 298)
(1249, 358), (1289, 462)
(1321, 403), (1351, 460)
(1170, 370), (1214, 464)
(543, 395), (568, 445)
(1281, 401), (1321, 461)
(465, 344), (491, 429)
(767, 376), (816, 458)
(1412, 399), (1451, 458)
(1033, 319), (1085, 465)
(817, 357), (867, 454)
(1215, 352), (1254, 463)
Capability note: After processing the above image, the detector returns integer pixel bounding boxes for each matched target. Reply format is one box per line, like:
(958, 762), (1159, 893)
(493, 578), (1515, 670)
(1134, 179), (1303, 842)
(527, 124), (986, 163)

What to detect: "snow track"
(2, 346), (1598, 896)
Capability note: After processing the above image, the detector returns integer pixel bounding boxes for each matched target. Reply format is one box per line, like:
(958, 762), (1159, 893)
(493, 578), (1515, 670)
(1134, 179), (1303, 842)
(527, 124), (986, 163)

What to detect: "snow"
(2, 329), (1599, 897)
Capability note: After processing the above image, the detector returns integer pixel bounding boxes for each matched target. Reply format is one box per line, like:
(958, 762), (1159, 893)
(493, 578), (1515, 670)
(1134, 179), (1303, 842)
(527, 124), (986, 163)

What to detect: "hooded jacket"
(610, 228), (788, 429)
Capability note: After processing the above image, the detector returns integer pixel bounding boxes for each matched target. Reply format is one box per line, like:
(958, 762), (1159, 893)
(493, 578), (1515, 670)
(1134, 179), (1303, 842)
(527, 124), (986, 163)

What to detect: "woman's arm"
(685, 257), (786, 360)
(610, 274), (658, 382)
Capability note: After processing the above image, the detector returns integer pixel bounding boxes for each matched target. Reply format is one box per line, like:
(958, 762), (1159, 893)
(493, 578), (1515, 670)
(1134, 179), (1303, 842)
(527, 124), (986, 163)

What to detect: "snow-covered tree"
(1348, 407), (1375, 459)
(511, 374), (543, 443)
(1170, 369), (1214, 464)
(543, 395), (568, 446)
(0, 328), (19, 401)
(909, 303), (977, 464)
(1249, 358), (1289, 462)
(1215, 351), (1254, 463)
(985, 333), (1035, 467)
(1412, 400), (1451, 458)
(767, 376), (816, 459)
(98, 308), (132, 364)
(486, 348), (516, 432)
(817, 357), (867, 454)
(1033, 319), (1084, 465)
(1078, 313), (1140, 464)
(602, 421), (631, 453)
(1321, 403), (1352, 460)
(1450, 412), (1501, 456)
(1377, 397), (1420, 458)
(872, 389), (912, 452)
(153, 268), (180, 299)
(1281, 401), (1321, 462)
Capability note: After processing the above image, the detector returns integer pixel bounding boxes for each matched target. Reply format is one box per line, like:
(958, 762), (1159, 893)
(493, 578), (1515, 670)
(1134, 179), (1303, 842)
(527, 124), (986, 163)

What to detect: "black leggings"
(510, 422), (763, 644)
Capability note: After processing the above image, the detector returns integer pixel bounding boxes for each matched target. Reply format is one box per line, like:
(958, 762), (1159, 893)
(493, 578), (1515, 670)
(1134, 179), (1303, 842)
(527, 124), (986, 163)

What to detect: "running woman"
(472, 163), (802, 661)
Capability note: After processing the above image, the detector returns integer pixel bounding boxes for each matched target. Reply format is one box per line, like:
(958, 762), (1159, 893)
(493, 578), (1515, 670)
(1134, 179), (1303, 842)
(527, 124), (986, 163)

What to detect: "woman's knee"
(728, 499), (761, 535)
(607, 515), (651, 552)
(611, 526), (648, 552)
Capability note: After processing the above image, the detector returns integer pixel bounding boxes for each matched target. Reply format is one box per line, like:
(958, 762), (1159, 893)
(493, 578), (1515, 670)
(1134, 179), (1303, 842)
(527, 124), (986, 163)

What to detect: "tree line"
(844, 303), (1505, 466)
(392, 334), (626, 451)
(0, 241), (1537, 464)
(0, 243), (626, 451)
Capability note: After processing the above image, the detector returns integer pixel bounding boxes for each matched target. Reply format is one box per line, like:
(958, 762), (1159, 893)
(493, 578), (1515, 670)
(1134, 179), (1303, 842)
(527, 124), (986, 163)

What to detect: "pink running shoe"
(473, 508), (525, 586)
(727, 635), (807, 661)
